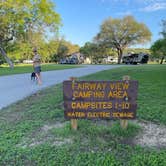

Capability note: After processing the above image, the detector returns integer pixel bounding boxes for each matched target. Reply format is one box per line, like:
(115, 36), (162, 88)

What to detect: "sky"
(54, 0), (166, 48)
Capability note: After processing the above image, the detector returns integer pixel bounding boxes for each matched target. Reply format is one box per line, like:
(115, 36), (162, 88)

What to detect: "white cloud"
(100, 0), (127, 3)
(140, 2), (166, 12)
(116, 11), (132, 16)
(99, 0), (166, 13)
(100, 0), (166, 5)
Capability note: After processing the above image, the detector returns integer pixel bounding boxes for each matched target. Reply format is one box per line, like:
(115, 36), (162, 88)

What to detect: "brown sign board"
(63, 80), (138, 120)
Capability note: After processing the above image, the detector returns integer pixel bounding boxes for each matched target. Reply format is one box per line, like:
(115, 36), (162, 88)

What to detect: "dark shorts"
(34, 66), (41, 73)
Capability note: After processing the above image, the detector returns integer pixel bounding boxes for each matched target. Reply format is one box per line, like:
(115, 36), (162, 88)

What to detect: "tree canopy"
(95, 15), (152, 63)
(150, 39), (166, 64)
(0, 0), (61, 68)
(80, 42), (117, 63)
(150, 19), (166, 64)
(160, 19), (166, 38)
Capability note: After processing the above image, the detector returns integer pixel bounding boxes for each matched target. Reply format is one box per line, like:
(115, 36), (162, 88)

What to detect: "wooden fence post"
(120, 75), (130, 129)
(70, 77), (78, 130)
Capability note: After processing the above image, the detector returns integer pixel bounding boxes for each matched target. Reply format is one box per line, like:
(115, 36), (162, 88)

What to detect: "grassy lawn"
(0, 64), (165, 165)
(0, 63), (82, 76)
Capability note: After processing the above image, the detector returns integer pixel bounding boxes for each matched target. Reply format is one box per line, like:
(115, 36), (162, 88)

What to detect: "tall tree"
(95, 15), (151, 63)
(150, 19), (166, 64)
(150, 39), (166, 64)
(0, 0), (61, 68)
(51, 39), (80, 62)
(80, 42), (98, 63)
(160, 19), (166, 38)
(80, 42), (115, 63)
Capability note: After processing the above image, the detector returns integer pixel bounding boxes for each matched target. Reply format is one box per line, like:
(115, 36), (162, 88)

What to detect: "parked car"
(59, 57), (79, 64)
(59, 58), (70, 64)
(69, 57), (79, 64)
(122, 53), (149, 64)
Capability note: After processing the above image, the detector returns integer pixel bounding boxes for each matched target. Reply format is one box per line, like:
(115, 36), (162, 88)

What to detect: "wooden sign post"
(120, 75), (130, 129)
(70, 77), (78, 130)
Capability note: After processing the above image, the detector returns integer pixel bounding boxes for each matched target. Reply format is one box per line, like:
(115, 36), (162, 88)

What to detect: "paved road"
(0, 65), (122, 109)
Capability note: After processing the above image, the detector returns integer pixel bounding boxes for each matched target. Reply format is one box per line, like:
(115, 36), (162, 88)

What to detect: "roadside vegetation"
(0, 64), (82, 76)
(0, 65), (165, 165)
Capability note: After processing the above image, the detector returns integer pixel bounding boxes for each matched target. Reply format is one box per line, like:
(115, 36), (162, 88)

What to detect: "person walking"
(33, 48), (42, 85)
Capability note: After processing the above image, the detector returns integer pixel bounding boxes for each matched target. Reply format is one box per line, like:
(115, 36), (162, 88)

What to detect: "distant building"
(84, 57), (91, 64)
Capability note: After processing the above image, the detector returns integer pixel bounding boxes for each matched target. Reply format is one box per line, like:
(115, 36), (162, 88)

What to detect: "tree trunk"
(0, 46), (14, 69)
(117, 48), (123, 64)
(160, 56), (165, 64)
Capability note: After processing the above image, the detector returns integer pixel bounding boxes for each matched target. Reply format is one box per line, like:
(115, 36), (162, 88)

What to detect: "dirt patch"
(0, 112), (24, 123)
(41, 122), (66, 132)
(18, 120), (166, 149)
(92, 119), (166, 149)
(18, 122), (72, 148)
(52, 138), (73, 146)
(133, 121), (166, 148)
(28, 137), (72, 147)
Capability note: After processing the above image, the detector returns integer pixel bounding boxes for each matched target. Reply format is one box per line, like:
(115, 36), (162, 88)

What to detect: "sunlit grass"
(0, 64), (165, 165)
(0, 63), (82, 76)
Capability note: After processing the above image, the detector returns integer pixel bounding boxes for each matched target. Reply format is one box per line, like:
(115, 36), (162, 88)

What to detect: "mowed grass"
(0, 63), (82, 76)
(0, 64), (165, 165)
(81, 64), (166, 125)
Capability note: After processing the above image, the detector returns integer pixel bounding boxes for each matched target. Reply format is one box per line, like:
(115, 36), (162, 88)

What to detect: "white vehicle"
(103, 56), (118, 63)
(23, 60), (33, 64)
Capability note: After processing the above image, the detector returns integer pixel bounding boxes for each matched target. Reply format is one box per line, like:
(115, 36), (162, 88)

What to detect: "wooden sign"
(63, 80), (138, 120)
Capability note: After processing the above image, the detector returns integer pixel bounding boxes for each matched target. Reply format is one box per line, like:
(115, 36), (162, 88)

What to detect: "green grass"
(0, 63), (82, 76)
(110, 122), (141, 138)
(0, 64), (165, 165)
(81, 64), (166, 124)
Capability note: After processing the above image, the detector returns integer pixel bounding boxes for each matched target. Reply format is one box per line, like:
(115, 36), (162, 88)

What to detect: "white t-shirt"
(33, 54), (41, 67)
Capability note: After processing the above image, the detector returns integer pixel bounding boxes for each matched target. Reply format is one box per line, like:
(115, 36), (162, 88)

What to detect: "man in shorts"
(33, 48), (42, 85)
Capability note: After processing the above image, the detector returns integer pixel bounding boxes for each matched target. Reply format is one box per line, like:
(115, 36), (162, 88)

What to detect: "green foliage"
(0, 64), (81, 76)
(80, 42), (117, 63)
(95, 15), (151, 63)
(73, 153), (120, 166)
(160, 19), (166, 38)
(150, 39), (166, 64)
(124, 48), (150, 55)
(0, 55), (5, 65)
(49, 39), (80, 62)
(7, 38), (80, 63)
(0, 0), (61, 66)
(82, 65), (166, 125)
(150, 19), (166, 64)
(0, 65), (166, 165)
(0, 0), (61, 43)
(129, 151), (166, 166)
(110, 122), (141, 138)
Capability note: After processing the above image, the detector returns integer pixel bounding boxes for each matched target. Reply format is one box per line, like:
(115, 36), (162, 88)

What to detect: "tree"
(160, 19), (166, 38)
(150, 19), (166, 64)
(64, 42), (80, 55)
(124, 48), (150, 55)
(0, 0), (61, 68)
(150, 39), (166, 64)
(95, 15), (151, 64)
(80, 42), (98, 63)
(80, 42), (116, 63)
(50, 39), (80, 62)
